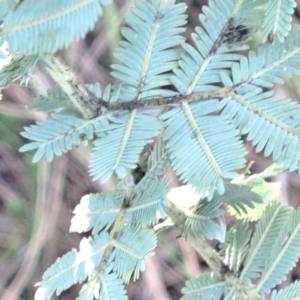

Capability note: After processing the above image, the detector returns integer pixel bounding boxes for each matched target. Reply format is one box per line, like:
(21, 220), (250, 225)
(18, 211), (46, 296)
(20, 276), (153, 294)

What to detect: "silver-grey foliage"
(2, 0), (300, 299)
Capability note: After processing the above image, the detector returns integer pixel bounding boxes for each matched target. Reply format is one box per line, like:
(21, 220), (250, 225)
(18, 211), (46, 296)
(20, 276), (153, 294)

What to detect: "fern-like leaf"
(89, 111), (162, 182)
(256, 207), (300, 294)
(219, 221), (251, 274)
(271, 280), (300, 300)
(35, 232), (109, 300)
(70, 187), (125, 234)
(183, 197), (224, 241)
(222, 92), (300, 173)
(1, 0), (110, 54)
(171, 0), (248, 94)
(77, 268), (127, 300)
(240, 203), (292, 283)
(28, 84), (79, 115)
(220, 26), (300, 172)
(161, 100), (246, 195)
(227, 181), (279, 221)
(128, 178), (169, 226)
(231, 26), (300, 89)
(262, 0), (296, 43)
(19, 113), (98, 162)
(181, 272), (227, 300)
(112, 227), (157, 283)
(0, 52), (38, 87)
(214, 183), (263, 216)
(111, 0), (187, 100)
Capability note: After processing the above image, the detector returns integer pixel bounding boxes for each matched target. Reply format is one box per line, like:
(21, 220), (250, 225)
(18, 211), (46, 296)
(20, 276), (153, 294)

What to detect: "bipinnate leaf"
(240, 203), (292, 282)
(111, 0), (187, 100)
(262, 0), (296, 43)
(183, 197), (224, 241)
(76, 268), (128, 300)
(70, 188), (125, 234)
(19, 114), (96, 162)
(35, 232), (109, 300)
(256, 207), (300, 294)
(89, 111), (162, 182)
(128, 178), (169, 226)
(219, 222), (251, 274)
(1, 0), (111, 54)
(161, 100), (246, 196)
(271, 280), (300, 300)
(226, 181), (279, 221)
(181, 272), (227, 300)
(111, 227), (157, 283)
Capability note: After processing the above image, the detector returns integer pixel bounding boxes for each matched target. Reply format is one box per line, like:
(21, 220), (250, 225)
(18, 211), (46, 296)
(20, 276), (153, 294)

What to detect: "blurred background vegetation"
(2, 1), (300, 299)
